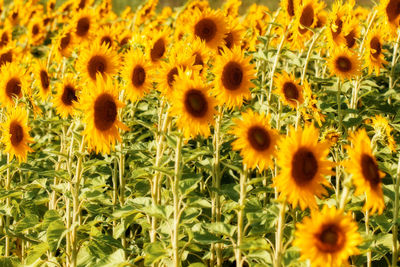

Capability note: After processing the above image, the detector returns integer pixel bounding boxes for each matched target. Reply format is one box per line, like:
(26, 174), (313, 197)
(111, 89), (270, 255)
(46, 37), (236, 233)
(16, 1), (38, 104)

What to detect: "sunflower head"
(53, 26), (75, 60)
(73, 9), (96, 41)
(294, 205), (362, 266)
(53, 74), (80, 119)
(344, 129), (386, 214)
(189, 8), (228, 50)
(212, 46), (255, 109)
(33, 60), (51, 100)
(230, 109), (279, 171)
(364, 27), (388, 75)
(379, 0), (400, 35)
(0, 62), (29, 108)
(145, 29), (170, 66)
(274, 72), (304, 108)
(328, 48), (361, 80)
(81, 74), (129, 154)
(273, 124), (333, 210)
(0, 107), (34, 162)
(169, 69), (216, 140)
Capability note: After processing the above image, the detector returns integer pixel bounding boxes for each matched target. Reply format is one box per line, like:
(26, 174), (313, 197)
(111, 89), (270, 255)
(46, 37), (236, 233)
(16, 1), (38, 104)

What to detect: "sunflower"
(54, 74), (80, 119)
(47, 0), (56, 14)
(77, 42), (120, 84)
(95, 25), (117, 50)
(344, 129), (386, 215)
(28, 17), (46, 46)
(169, 69), (216, 140)
(294, 205), (362, 267)
(343, 17), (359, 50)
(72, 9), (96, 41)
(218, 17), (244, 52)
(81, 74), (129, 154)
(0, 107), (34, 162)
(280, 0), (299, 22)
(74, 0), (94, 11)
(273, 124), (333, 210)
(379, 0), (400, 35)
(121, 48), (153, 102)
(364, 27), (388, 75)
(212, 46), (255, 109)
(53, 26), (75, 60)
(223, 0), (241, 18)
(0, 62), (29, 108)
(326, 0), (355, 48)
(274, 72), (304, 109)
(0, 42), (20, 67)
(291, 0), (325, 50)
(188, 8), (228, 50)
(135, 0), (158, 26)
(369, 115), (396, 152)
(145, 29), (170, 66)
(0, 25), (12, 49)
(230, 109), (279, 171)
(188, 38), (211, 76)
(328, 48), (361, 80)
(33, 60), (51, 100)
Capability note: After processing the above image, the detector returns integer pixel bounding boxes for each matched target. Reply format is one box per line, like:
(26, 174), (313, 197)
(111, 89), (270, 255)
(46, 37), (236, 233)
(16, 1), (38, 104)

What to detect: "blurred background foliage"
(110, 0), (373, 14)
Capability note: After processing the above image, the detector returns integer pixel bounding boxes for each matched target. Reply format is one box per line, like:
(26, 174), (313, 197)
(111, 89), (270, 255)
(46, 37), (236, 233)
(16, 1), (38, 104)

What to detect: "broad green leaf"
(47, 220), (66, 252)
(25, 242), (50, 265)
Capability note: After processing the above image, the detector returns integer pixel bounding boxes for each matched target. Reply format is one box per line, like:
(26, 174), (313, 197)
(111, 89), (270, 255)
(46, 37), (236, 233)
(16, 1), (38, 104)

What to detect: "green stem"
(5, 154), (10, 257)
(392, 156), (400, 267)
(301, 28), (323, 84)
(337, 77), (342, 132)
(389, 30), (400, 92)
(236, 165), (248, 267)
(274, 199), (286, 267)
(172, 134), (183, 267)
(365, 209), (371, 267)
(119, 141), (127, 257)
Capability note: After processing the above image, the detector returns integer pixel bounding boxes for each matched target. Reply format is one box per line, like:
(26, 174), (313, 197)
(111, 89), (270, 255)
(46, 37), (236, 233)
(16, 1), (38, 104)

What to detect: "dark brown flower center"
(370, 36), (381, 59)
(0, 51), (12, 66)
(6, 78), (21, 100)
(247, 126), (271, 151)
(291, 147), (318, 185)
(194, 52), (204, 67)
(50, 2), (55, 10)
(283, 82), (299, 102)
(76, 17), (90, 37)
(167, 67), (178, 88)
(0, 32), (9, 47)
(345, 30), (356, 49)
(222, 61), (243, 91)
(331, 18), (343, 40)
(195, 18), (217, 43)
(184, 89), (208, 118)
(224, 32), (234, 49)
(120, 37), (130, 47)
(361, 154), (381, 188)
(132, 65), (146, 87)
(61, 85), (78, 106)
(386, 0), (400, 23)
(150, 38), (165, 62)
(60, 33), (71, 50)
(316, 224), (344, 253)
(32, 24), (39, 36)
(101, 36), (112, 47)
(299, 4), (314, 34)
(94, 93), (117, 131)
(287, 0), (295, 17)
(10, 121), (23, 146)
(88, 55), (107, 80)
(40, 70), (50, 91)
(78, 0), (86, 10)
(335, 56), (352, 73)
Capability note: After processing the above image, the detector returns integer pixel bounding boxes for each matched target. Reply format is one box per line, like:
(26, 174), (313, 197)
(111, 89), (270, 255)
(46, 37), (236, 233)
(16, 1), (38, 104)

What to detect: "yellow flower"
(294, 205), (362, 267)
(273, 124), (333, 210)
(274, 72), (304, 109)
(230, 109), (279, 171)
(0, 62), (29, 108)
(33, 60), (51, 100)
(53, 74), (80, 119)
(145, 28), (170, 66)
(328, 48), (361, 80)
(121, 48), (154, 102)
(169, 70), (216, 140)
(72, 8), (96, 41)
(53, 26), (75, 60)
(344, 129), (386, 215)
(81, 74), (129, 154)
(369, 115), (396, 152)
(0, 107), (34, 162)
(212, 46), (255, 109)
(364, 27), (388, 75)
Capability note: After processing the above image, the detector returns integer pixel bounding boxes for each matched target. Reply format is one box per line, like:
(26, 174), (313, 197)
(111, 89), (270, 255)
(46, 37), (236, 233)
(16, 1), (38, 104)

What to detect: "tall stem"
(172, 134), (183, 267)
(365, 209), (371, 267)
(337, 78), (342, 132)
(236, 165), (248, 267)
(301, 28), (323, 84)
(118, 141), (127, 257)
(389, 30), (400, 92)
(392, 156), (400, 267)
(274, 199), (286, 267)
(5, 154), (10, 257)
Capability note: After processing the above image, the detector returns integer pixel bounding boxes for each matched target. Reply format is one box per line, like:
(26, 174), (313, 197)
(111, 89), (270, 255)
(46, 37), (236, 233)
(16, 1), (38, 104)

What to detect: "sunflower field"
(1, 0), (400, 266)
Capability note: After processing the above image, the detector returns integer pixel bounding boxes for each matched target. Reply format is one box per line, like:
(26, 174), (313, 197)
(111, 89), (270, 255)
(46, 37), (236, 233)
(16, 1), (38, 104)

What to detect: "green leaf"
(15, 215), (39, 233)
(47, 220), (66, 252)
(0, 257), (17, 267)
(25, 242), (50, 265)
(179, 177), (201, 196)
(207, 222), (235, 237)
(187, 263), (207, 267)
(144, 242), (167, 266)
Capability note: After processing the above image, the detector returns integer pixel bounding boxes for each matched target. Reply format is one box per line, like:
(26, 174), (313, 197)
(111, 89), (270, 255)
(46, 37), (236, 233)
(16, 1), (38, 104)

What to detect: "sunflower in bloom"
(0, 62), (29, 108)
(169, 69), (216, 140)
(213, 46), (255, 109)
(218, 17), (244, 52)
(95, 25), (118, 50)
(326, 0), (355, 48)
(364, 27), (388, 75)
(344, 129), (386, 215)
(33, 60), (51, 100)
(28, 17), (46, 46)
(294, 205), (362, 267)
(189, 8), (228, 50)
(53, 27), (75, 60)
(82, 74), (129, 154)
(0, 42), (20, 67)
(145, 29), (170, 66)
(72, 9), (96, 41)
(0, 25), (12, 49)
(0, 107), (34, 162)
(378, 0), (400, 35)
(274, 72), (305, 109)
(77, 42), (120, 84)
(273, 124), (333, 210)
(369, 115), (396, 152)
(188, 38), (211, 76)
(121, 48), (154, 102)
(230, 109), (279, 171)
(328, 48), (361, 80)
(54, 74), (80, 119)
